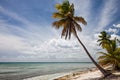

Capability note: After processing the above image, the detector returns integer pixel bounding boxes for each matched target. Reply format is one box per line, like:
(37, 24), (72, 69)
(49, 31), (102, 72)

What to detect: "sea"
(0, 62), (95, 80)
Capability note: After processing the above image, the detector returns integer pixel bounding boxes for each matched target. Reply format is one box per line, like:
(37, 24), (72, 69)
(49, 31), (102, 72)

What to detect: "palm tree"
(97, 31), (111, 49)
(52, 0), (111, 77)
(98, 31), (120, 70)
(97, 31), (114, 54)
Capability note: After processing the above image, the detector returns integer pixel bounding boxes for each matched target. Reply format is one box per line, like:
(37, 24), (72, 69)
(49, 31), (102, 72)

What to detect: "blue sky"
(0, 0), (120, 62)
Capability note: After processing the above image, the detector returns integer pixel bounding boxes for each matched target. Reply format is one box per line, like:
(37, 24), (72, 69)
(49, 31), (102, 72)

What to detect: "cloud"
(0, 5), (58, 60)
(0, 19), (100, 62)
(0, 0), (119, 62)
(0, 34), (24, 51)
(69, 0), (92, 21)
(0, 35), (92, 62)
(95, 0), (117, 32)
(0, 6), (32, 27)
(105, 28), (118, 33)
(113, 24), (120, 28)
(111, 34), (120, 40)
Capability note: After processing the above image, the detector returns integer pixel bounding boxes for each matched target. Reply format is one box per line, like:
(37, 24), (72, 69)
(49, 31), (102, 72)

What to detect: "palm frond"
(65, 25), (69, 39)
(71, 25), (76, 36)
(98, 35), (103, 38)
(97, 39), (102, 42)
(74, 16), (87, 25)
(113, 48), (120, 55)
(52, 19), (66, 29)
(52, 12), (64, 19)
(111, 39), (117, 51)
(98, 55), (107, 60)
(52, 21), (61, 29)
(104, 44), (113, 53)
(97, 52), (108, 55)
(60, 20), (70, 39)
(99, 59), (111, 66)
(55, 4), (62, 10)
(72, 21), (82, 32)
(69, 3), (74, 16)
(68, 23), (72, 39)
(61, 26), (67, 38)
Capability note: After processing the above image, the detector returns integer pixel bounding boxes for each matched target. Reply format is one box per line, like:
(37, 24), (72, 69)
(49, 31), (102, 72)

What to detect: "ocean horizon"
(0, 62), (95, 80)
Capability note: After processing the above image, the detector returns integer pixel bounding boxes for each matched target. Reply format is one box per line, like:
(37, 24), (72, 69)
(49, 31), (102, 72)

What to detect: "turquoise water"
(0, 62), (95, 80)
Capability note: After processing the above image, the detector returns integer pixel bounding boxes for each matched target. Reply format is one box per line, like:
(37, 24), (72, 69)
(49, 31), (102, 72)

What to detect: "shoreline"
(24, 72), (71, 80)
(23, 67), (120, 80)
(54, 67), (98, 80)
(23, 67), (96, 80)
(0, 62), (95, 80)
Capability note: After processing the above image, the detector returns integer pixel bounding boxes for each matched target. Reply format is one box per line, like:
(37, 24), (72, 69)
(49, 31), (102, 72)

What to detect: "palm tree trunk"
(75, 34), (111, 77)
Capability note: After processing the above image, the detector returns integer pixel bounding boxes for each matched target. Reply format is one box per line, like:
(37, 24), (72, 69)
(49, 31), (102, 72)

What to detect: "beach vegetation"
(98, 31), (120, 71)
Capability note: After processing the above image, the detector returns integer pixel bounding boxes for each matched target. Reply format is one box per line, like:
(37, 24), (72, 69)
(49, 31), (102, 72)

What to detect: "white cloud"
(0, 34), (29, 52)
(0, 6), (58, 59)
(111, 34), (120, 40)
(0, 0), (119, 62)
(70, 0), (91, 21)
(105, 28), (118, 33)
(96, 0), (117, 32)
(113, 24), (120, 28)
(0, 6), (32, 27)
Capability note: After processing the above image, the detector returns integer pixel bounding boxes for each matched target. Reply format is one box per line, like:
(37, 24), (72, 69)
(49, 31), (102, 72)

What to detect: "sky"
(0, 0), (120, 62)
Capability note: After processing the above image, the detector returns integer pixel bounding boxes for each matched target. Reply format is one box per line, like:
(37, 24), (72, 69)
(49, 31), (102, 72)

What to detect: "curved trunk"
(75, 34), (111, 77)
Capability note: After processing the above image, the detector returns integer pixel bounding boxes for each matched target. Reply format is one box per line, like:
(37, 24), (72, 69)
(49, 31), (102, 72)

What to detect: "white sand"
(23, 69), (102, 80)
(73, 70), (102, 80)
(23, 70), (120, 80)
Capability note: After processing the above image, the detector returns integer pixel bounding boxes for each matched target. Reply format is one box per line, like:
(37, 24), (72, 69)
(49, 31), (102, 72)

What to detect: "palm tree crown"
(98, 31), (111, 49)
(52, 0), (87, 39)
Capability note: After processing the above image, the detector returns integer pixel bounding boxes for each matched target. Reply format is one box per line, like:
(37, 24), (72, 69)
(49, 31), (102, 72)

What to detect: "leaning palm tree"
(52, 0), (111, 77)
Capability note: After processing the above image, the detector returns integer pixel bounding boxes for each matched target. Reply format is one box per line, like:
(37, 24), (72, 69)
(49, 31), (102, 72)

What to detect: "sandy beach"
(54, 68), (120, 80)
(24, 68), (120, 80)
